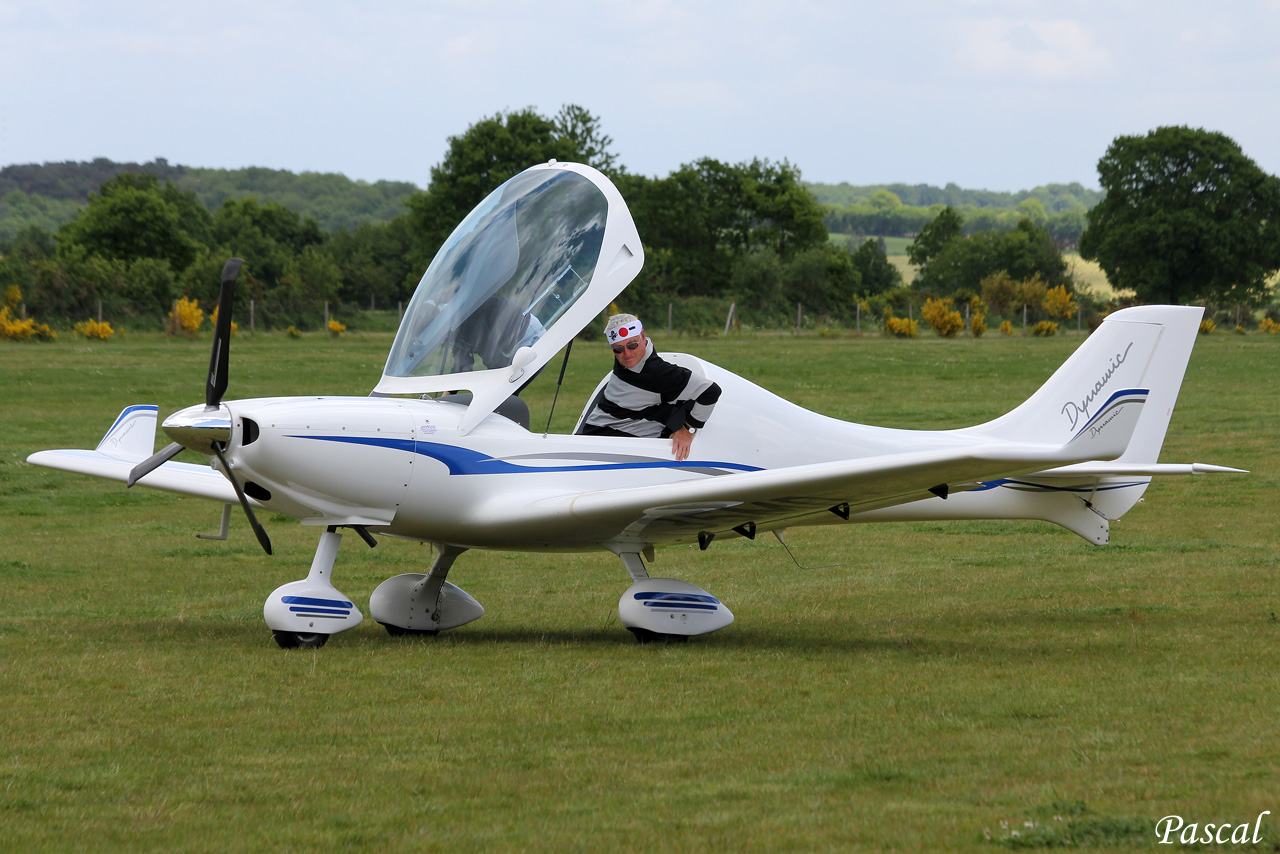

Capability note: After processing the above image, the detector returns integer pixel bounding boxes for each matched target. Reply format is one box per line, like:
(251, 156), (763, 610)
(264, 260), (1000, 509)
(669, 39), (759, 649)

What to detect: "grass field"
(3, 328), (1278, 852)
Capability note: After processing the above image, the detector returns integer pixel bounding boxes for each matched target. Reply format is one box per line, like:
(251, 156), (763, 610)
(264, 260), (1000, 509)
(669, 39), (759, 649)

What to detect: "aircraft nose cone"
(163, 403), (232, 455)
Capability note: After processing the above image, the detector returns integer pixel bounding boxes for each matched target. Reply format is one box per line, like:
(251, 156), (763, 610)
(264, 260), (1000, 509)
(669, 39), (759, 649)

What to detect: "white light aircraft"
(27, 161), (1243, 648)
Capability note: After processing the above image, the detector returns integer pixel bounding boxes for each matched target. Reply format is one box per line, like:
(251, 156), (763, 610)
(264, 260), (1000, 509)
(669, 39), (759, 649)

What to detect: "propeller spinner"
(127, 258), (272, 555)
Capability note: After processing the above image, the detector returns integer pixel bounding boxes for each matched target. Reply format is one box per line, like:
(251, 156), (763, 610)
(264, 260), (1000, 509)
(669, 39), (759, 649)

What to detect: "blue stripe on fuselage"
(287, 434), (762, 476)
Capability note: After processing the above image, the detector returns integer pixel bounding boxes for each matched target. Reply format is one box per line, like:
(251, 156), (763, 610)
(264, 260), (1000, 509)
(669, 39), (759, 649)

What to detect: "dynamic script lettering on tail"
(1061, 342), (1133, 431)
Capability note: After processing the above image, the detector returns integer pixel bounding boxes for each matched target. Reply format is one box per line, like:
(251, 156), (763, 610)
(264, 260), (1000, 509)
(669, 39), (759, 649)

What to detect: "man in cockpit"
(452, 295), (545, 374)
(577, 314), (721, 462)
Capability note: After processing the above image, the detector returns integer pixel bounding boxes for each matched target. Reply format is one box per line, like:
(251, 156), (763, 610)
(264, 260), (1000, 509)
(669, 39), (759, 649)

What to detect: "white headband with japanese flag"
(605, 314), (643, 345)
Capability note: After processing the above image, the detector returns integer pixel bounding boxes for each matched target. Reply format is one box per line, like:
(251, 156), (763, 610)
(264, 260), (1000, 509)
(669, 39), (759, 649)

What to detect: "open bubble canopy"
(374, 162), (645, 434)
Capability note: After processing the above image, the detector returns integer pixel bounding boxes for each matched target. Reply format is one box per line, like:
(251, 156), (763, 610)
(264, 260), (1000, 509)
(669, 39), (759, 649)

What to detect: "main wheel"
(273, 630), (329, 649)
(627, 627), (689, 645)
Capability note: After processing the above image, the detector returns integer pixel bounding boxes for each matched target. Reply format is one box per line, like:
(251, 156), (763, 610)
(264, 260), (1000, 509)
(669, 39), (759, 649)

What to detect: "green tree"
(554, 104), (621, 175)
(405, 108), (579, 262)
(327, 216), (418, 309)
(916, 219), (1068, 296)
(849, 237), (903, 295)
(1079, 126), (1280, 305)
(56, 173), (210, 272)
(783, 243), (859, 321)
(729, 248), (786, 316)
(211, 197), (324, 290)
(907, 206), (963, 269)
(262, 245), (344, 329)
(624, 158), (827, 300)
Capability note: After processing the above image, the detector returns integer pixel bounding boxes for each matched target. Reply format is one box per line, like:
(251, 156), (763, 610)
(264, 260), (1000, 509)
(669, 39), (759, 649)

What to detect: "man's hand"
(671, 427), (694, 462)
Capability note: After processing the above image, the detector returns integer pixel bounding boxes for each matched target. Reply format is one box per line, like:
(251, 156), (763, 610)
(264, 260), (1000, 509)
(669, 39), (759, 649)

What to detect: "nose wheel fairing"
(263, 528), (364, 648)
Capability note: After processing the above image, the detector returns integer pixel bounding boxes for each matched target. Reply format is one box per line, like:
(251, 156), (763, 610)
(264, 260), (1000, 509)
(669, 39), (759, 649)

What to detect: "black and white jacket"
(579, 340), (721, 438)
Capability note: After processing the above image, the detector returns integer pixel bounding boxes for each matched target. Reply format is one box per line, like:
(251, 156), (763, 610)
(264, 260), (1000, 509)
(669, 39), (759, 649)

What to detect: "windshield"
(385, 169), (608, 380)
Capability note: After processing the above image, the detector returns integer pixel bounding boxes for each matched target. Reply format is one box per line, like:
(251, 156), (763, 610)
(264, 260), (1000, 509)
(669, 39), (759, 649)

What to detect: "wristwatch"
(685, 425), (698, 435)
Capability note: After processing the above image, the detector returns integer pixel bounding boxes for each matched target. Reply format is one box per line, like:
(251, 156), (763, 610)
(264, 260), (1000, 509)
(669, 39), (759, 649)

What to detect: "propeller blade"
(127, 441), (184, 488)
(211, 441), (273, 556)
(206, 258), (244, 409)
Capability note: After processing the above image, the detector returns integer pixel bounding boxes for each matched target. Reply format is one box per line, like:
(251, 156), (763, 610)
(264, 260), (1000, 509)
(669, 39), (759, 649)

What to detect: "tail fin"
(867, 307), (1226, 544)
(94, 405), (160, 463)
(973, 305), (1205, 530)
(973, 306), (1203, 463)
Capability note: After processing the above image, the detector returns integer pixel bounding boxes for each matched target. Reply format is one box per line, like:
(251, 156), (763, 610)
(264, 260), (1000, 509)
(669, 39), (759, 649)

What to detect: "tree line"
(2, 113), (1276, 337)
(0, 158), (418, 239)
(1, 105), (920, 332)
(821, 191), (1090, 249)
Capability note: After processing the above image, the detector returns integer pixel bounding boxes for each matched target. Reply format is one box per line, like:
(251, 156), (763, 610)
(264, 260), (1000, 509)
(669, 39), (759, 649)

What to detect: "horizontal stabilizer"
(27, 404), (242, 505)
(26, 449), (241, 504)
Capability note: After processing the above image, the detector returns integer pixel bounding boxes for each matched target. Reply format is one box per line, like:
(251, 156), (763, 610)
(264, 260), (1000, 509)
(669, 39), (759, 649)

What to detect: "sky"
(3, 1), (1280, 193)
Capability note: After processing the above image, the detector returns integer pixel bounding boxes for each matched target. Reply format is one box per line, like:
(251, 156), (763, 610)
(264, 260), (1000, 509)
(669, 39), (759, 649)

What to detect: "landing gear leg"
(370, 544), (484, 636)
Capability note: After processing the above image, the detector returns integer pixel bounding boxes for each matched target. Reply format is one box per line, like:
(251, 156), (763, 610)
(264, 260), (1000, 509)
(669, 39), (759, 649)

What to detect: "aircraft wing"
(489, 440), (1100, 549)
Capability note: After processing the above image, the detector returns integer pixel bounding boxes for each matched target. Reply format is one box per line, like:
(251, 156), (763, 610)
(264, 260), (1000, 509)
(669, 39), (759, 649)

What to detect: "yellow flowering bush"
(170, 296), (204, 336)
(970, 312), (987, 338)
(1260, 317), (1279, 334)
(1032, 320), (1059, 337)
(1000, 320), (1014, 336)
(328, 318), (346, 336)
(1042, 284), (1078, 319)
(286, 325), (302, 338)
(921, 297), (963, 338)
(1199, 318), (1216, 335)
(0, 305), (56, 341)
(74, 319), (115, 340)
(884, 314), (918, 338)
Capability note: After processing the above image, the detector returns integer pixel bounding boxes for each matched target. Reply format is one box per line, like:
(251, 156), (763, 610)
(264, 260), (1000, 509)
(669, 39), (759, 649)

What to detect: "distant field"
(1064, 251), (1117, 298)
(830, 235), (1119, 298)
(3, 330), (1277, 852)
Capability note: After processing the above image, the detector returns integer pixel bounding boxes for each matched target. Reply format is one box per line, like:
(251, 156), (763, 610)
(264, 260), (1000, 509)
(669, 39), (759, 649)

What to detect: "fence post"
(97, 298), (103, 323)
(796, 303), (802, 335)
(668, 302), (672, 332)
(250, 299), (255, 335)
(398, 301), (403, 324)
(856, 302), (861, 334)
(965, 302), (970, 335)
(1022, 304), (1027, 332)
(1077, 304), (1081, 334)
(723, 302), (736, 335)
(324, 301), (330, 331)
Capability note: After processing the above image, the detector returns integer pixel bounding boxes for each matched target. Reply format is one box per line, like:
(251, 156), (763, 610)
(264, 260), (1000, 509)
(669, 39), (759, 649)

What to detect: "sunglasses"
(612, 340), (642, 354)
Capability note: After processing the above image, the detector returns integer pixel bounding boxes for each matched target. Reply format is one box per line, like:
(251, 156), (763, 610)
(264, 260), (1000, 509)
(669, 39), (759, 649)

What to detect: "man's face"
(613, 331), (647, 368)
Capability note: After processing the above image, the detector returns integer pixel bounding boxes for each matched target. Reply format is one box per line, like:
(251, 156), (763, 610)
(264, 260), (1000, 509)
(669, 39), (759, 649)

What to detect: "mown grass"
(2, 328), (1277, 852)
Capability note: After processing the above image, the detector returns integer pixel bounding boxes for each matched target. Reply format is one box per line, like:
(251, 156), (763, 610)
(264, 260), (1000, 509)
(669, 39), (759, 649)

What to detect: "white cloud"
(956, 17), (1109, 82)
